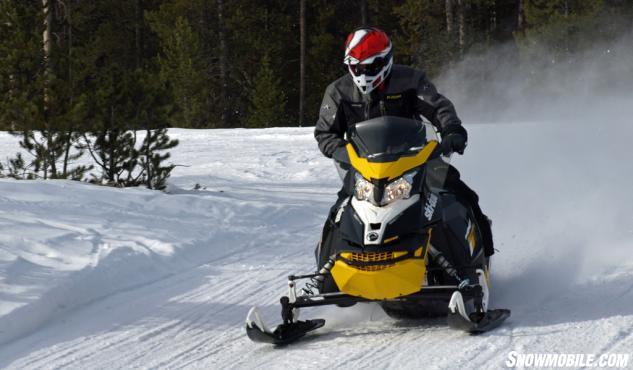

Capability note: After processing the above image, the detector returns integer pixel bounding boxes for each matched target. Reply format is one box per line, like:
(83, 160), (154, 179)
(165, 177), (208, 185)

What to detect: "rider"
(314, 27), (494, 259)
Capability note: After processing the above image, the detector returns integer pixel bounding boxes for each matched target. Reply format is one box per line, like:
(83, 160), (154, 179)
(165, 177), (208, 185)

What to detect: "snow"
(0, 119), (632, 369)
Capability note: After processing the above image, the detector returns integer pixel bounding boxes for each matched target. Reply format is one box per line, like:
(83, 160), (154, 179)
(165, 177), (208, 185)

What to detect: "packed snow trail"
(0, 122), (632, 369)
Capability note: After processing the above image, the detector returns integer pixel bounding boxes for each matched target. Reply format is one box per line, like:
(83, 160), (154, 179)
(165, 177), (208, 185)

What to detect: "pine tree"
(303, 1), (359, 121)
(139, 128), (179, 190)
(393, 0), (455, 76)
(0, 0), (90, 180)
(517, 0), (605, 62)
(246, 54), (286, 128)
(76, 0), (177, 188)
(226, 0), (297, 126)
(135, 71), (178, 190)
(148, 10), (209, 128)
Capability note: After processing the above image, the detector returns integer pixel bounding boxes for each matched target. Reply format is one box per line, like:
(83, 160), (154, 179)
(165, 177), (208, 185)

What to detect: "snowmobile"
(246, 116), (510, 345)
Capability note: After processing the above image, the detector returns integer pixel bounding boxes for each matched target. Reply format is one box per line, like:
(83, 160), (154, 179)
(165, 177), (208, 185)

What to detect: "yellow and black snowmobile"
(246, 116), (510, 345)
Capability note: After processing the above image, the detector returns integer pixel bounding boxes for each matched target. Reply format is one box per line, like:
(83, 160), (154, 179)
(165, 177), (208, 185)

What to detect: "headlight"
(354, 171), (417, 205)
(382, 171), (416, 205)
(354, 173), (374, 201)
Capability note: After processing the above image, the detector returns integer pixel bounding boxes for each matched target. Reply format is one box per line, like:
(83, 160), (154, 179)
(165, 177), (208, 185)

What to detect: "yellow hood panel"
(330, 254), (427, 300)
(346, 141), (438, 181)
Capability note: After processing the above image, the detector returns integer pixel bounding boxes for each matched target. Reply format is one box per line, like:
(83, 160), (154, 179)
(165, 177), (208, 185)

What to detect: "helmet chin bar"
(350, 58), (393, 95)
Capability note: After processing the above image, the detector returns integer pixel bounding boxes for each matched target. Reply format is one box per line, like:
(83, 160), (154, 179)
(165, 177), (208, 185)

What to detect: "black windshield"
(348, 116), (427, 159)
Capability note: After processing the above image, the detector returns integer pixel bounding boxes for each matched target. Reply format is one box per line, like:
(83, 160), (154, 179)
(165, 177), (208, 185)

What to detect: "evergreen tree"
(246, 54), (286, 128)
(304, 1), (359, 121)
(2, 0), (632, 138)
(0, 0), (90, 180)
(226, 0), (297, 126)
(393, 0), (454, 76)
(135, 72), (178, 189)
(158, 16), (205, 128)
(77, 0), (177, 188)
(139, 128), (179, 190)
(148, 7), (210, 128)
(518, 0), (605, 62)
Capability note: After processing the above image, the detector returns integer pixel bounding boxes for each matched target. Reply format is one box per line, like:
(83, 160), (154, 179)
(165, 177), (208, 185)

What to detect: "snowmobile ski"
(447, 291), (510, 334)
(245, 306), (325, 345)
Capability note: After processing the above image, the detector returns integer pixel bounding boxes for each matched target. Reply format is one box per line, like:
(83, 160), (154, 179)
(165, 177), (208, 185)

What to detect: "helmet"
(343, 27), (393, 95)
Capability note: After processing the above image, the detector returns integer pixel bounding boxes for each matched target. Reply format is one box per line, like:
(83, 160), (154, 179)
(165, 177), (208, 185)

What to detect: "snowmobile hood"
(346, 141), (437, 182)
(345, 116), (439, 181)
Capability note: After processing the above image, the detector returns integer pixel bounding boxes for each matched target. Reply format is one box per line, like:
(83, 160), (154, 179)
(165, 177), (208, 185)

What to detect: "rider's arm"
(314, 82), (347, 158)
(414, 74), (465, 137)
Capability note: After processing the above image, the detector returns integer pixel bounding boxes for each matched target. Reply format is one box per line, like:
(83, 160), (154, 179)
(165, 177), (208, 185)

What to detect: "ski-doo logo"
(367, 232), (379, 242)
(424, 193), (438, 220)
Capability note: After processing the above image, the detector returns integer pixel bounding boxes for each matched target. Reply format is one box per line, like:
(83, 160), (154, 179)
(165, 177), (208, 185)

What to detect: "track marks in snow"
(2, 124), (633, 368)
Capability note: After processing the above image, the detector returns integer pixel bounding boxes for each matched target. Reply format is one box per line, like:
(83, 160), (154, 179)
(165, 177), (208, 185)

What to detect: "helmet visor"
(349, 53), (391, 77)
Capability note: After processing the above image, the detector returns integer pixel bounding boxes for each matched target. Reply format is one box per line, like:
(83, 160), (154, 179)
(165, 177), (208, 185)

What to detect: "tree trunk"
(446, 0), (454, 35)
(217, 0), (229, 127)
(145, 128), (152, 187)
(490, 0), (497, 34)
(135, 0), (142, 70)
(517, 0), (524, 31)
(63, 0), (73, 177)
(42, 0), (52, 124)
(109, 109), (116, 182)
(360, 0), (368, 26)
(201, 0), (213, 128)
(456, 0), (465, 55)
(299, 0), (306, 127)
(47, 131), (57, 177)
(42, 0), (53, 179)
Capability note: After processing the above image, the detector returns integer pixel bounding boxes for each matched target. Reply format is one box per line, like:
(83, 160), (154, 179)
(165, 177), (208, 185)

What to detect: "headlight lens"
(382, 171), (416, 205)
(354, 171), (417, 205)
(382, 176), (412, 204)
(354, 173), (374, 201)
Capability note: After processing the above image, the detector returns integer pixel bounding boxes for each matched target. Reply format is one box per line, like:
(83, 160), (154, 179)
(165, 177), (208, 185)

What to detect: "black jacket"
(314, 64), (465, 157)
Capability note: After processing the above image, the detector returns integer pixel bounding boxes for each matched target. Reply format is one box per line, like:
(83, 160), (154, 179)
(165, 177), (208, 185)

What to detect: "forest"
(1, 0), (632, 185)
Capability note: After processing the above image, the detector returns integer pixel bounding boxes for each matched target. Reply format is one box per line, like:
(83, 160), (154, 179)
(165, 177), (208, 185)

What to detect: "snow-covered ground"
(1, 117), (633, 368)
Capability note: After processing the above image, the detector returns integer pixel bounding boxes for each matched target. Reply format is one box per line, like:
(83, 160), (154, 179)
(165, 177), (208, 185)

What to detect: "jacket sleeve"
(415, 74), (465, 137)
(314, 83), (347, 158)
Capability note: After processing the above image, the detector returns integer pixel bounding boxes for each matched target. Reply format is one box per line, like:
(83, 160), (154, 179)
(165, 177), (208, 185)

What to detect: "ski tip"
(246, 319), (326, 345)
(448, 308), (511, 334)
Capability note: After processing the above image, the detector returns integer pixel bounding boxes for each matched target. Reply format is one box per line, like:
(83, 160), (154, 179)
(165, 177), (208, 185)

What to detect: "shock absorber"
(428, 245), (470, 288)
(301, 257), (335, 296)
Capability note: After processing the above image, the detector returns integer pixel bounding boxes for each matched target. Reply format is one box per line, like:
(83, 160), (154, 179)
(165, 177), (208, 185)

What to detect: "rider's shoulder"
(329, 73), (354, 88)
(325, 73), (355, 97)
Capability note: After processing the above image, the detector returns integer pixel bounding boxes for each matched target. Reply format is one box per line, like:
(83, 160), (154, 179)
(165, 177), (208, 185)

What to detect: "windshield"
(348, 116), (427, 159)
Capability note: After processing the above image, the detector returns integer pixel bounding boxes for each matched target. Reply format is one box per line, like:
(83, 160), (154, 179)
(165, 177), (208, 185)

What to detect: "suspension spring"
(302, 257), (335, 295)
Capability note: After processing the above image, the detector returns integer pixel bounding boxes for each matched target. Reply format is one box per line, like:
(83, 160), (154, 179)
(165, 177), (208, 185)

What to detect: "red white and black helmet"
(343, 27), (393, 95)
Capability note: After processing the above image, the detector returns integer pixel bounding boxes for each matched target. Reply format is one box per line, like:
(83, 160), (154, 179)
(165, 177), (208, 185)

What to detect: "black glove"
(332, 144), (350, 164)
(441, 126), (468, 155)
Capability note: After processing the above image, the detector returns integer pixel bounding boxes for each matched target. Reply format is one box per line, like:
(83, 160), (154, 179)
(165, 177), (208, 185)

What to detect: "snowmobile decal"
(465, 220), (476, 256)
(424, 193), (438, 220)
(383, 235), (399, 243)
